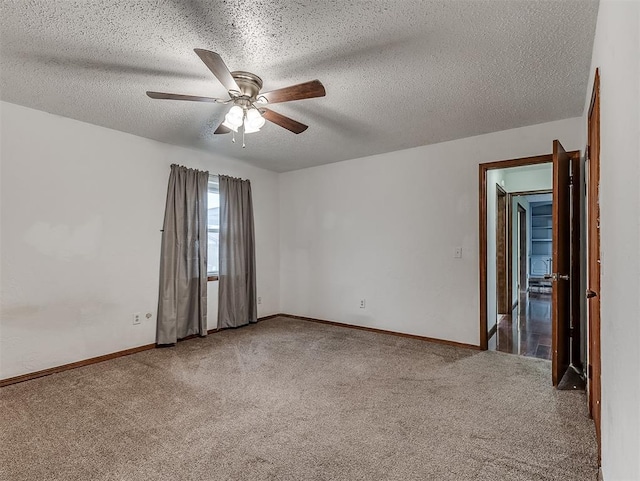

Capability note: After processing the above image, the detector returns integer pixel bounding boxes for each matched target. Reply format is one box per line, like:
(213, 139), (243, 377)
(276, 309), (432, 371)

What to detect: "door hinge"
(569, 175), (574, 185)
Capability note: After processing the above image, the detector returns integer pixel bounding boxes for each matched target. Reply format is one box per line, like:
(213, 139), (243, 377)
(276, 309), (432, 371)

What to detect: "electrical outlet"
(133, 313), (141, 325)
(454, 247), (463, 258)
(360, 299), (366, 309)
(257, 297), (262, 305)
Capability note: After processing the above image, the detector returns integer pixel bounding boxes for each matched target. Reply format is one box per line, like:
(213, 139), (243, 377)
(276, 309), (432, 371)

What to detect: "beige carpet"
(0, 317), (598, 481)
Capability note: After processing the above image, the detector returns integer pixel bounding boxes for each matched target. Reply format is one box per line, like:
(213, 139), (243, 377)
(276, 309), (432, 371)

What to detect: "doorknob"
(586, 289), (598, 299)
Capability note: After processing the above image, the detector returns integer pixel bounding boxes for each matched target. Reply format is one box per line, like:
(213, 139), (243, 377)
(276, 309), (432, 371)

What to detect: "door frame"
(480, 154), (552, 349)
(479, 153), (579, 350)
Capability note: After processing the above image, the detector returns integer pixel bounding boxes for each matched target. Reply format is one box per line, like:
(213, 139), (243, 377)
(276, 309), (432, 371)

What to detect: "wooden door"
(552, 140), (572, 386)
(587, 70), (601, 455)
(496, 185), (509, 314)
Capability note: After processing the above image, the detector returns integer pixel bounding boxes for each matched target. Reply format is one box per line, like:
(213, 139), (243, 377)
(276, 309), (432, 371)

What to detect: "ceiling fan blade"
(214, 123), (231, 134)
(146, 91), (225, 103)
(260, 80), (326, 104)
(194, 49), (240, 93)
(261, 108), (308, 134)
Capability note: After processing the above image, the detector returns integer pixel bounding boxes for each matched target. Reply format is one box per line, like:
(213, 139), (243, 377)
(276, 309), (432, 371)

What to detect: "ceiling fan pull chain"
(231, 131), (236, 143)
(242, 128), (246, 148)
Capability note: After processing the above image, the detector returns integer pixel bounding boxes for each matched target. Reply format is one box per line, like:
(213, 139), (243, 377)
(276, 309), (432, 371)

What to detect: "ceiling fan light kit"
(223, 105), (244, 131)
(222, 104), (267, 147)
(244, 108), (266, 131)
(146, 49), (326, 148)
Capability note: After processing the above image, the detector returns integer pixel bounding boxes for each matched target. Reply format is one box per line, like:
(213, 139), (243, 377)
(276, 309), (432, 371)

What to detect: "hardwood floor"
(488, 292), (552, 360)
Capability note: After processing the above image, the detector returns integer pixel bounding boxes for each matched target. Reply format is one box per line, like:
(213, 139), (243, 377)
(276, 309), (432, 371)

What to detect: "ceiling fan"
(146, 49), (326, 146)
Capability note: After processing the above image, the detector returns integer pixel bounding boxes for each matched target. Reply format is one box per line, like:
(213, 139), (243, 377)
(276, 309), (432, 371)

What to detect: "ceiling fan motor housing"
(230, 71), (263, 99)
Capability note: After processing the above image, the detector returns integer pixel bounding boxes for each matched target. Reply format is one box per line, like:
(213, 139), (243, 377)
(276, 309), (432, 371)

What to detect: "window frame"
(207, 176), (219, 281)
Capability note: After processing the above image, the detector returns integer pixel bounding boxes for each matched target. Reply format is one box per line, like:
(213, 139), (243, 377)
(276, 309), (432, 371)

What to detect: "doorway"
(479, 147), (581, 386)
(492, 185), (554, 359)
(513, 193), (553, 359)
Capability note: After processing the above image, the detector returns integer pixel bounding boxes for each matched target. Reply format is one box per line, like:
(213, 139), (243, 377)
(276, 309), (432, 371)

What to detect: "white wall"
(583, 1), (640, 479)
(503, 164), (553, 193)
(0, 101), (280, 379)
(486, 169), (506, 330)
(279, 118), (583, 346)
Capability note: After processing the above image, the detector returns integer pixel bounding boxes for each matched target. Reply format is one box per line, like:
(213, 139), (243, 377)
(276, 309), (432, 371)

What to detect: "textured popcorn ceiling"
(0, 0), (599, 172)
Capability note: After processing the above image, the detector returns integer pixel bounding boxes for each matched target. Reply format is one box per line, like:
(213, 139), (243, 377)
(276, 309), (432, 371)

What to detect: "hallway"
(489, 293), (552, 360)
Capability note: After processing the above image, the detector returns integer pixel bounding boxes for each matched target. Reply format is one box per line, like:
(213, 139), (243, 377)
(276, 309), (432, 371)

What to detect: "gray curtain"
(156, 164), (209, 345)
(218, 175), (257, 328)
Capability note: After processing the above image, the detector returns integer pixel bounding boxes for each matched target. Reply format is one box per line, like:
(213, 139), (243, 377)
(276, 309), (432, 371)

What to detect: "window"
(207, 176), (219, 278)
